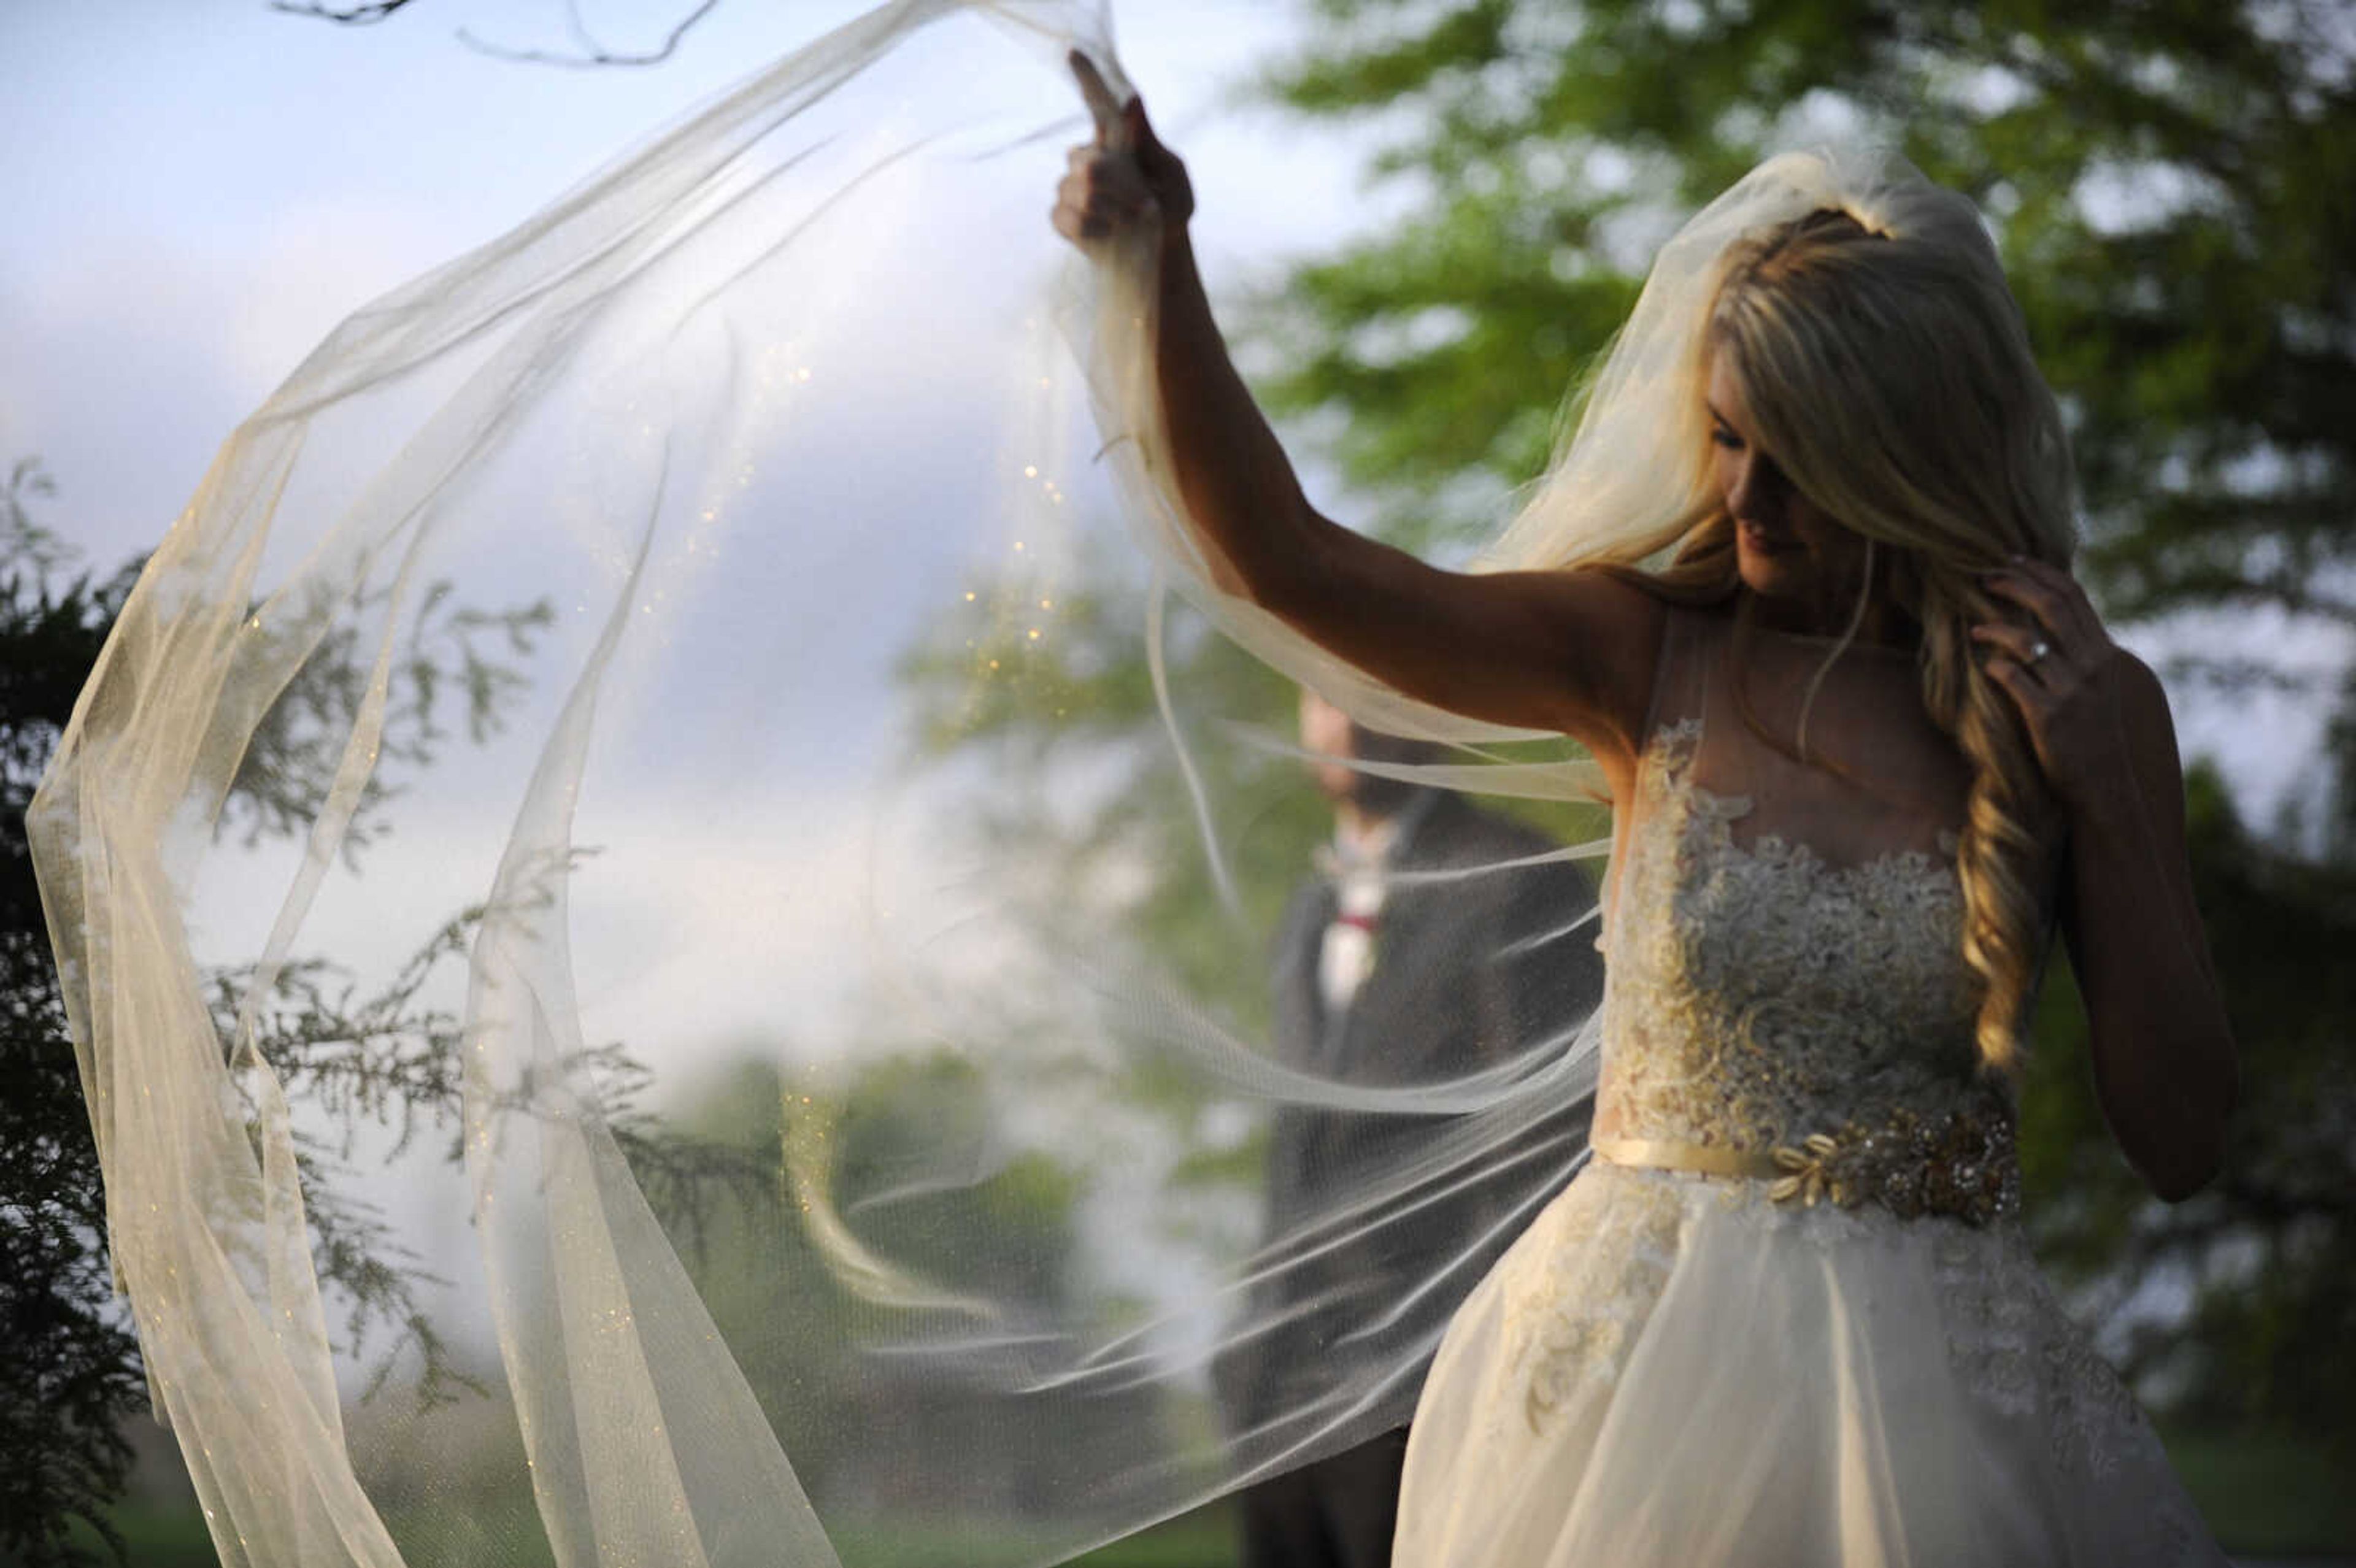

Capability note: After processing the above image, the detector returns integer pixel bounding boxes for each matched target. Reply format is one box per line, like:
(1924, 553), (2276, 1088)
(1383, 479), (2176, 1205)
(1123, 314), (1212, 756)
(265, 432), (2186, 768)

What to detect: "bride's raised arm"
(1055, 56), (1662, 767)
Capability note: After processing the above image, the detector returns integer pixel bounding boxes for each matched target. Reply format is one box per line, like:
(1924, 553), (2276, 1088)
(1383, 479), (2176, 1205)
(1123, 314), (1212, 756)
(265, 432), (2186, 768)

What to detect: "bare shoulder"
(2063, 648), (2195, 899)
(2110, 647), (2186, 782)
(2112, 645), (2171, 708)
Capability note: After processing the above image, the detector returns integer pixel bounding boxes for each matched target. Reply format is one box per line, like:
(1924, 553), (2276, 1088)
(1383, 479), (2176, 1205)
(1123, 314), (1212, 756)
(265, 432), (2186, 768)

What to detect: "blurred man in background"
(1227, 691), (1602, 1568)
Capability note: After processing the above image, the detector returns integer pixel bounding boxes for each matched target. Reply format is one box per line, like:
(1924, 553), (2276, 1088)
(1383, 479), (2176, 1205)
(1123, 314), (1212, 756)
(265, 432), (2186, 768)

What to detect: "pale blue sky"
(0, 0), (1377, 565)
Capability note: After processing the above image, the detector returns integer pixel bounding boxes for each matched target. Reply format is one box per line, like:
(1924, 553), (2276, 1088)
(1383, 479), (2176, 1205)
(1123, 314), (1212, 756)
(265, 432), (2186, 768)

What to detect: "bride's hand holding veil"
(1055, 51), (1192, 244)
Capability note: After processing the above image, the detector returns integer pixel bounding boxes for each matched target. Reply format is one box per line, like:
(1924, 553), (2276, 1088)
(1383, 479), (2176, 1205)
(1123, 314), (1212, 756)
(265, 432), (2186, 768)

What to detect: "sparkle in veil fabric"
(29, 4), (1925, 1564)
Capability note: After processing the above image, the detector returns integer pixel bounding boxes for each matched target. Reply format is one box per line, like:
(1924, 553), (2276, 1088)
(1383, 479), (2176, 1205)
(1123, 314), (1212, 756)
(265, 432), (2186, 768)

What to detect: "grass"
(28, 1501), (1239, 1568)
(22, 1434), (2354, 1566)
(2161, 1427), (2356, 1560)
(1068, 1512), (1236, 1568)
(39, 1504), (225, 1568)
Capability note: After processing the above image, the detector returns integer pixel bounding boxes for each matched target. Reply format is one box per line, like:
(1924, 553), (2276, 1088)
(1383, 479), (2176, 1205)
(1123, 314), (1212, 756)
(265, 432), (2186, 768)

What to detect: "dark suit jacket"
(1228, 792), (1602, 1432)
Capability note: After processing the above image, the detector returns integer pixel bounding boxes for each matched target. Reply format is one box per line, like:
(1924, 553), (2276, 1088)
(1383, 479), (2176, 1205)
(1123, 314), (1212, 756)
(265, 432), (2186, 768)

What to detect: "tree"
(268, 0), (722, 67)
(0, 460), (567, 1564)
(643, 1048), (1174, 1529)
(2020, 761), (2356, 1433)
(1, 461), (147, 1565)
(1244, 0), (2354, 1449)
(1253, 0), (2356, 629)
(7, 439), (823, 1561)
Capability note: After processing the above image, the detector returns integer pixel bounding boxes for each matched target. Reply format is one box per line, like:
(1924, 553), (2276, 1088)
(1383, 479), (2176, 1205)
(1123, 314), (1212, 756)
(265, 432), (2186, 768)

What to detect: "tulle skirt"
(1393, 1162), (2223, 1567)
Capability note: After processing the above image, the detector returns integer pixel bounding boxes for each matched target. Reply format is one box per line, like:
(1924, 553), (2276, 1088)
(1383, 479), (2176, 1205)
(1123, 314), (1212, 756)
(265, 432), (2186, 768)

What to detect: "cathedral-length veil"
(31, 3), (1919, 1563)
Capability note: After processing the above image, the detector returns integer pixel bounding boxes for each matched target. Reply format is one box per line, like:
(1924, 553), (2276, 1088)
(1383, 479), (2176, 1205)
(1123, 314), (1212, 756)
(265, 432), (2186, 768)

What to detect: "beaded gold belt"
(1592, 1104), (2021, 1228)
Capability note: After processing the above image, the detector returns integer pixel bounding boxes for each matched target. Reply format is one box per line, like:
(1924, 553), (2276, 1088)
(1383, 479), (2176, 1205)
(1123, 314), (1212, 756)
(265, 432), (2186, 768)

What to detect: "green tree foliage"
(897, 542), (1607, 1041)
(0, 461), (571, 1563)
(1245, 0), (2352, 1446)
(897, 548), (1326, 1034)
(648, 1051), (1170, 1532)
(1254, 0), (2355, 630)
(1, 463), (145, 1566)
(2017, 762), (2356, 1438)
(2160, 767), (2355, 1434)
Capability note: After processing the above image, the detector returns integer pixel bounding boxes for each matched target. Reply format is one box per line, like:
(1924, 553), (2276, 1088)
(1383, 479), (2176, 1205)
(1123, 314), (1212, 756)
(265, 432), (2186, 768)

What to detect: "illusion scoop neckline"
(1752, 624), (1920, 659)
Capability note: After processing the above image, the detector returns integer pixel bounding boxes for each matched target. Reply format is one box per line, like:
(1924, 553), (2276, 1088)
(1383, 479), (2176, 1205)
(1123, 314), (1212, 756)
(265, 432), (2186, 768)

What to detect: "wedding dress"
(1392, 607), (2221, 1567)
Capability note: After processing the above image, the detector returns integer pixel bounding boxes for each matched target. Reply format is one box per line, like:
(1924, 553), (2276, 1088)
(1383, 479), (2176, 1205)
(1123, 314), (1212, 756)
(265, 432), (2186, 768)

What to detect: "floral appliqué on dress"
(1594, 721), (2008, 1194)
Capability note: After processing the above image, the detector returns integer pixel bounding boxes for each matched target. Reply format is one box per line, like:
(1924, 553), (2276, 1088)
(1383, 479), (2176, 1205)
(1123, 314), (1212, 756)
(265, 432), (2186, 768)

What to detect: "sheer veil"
(31, 4), (1927, 1563)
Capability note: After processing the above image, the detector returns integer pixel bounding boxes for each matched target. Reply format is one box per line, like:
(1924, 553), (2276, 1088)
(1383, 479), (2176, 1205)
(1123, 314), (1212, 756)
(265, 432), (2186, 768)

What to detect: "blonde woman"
(1057, 57), (2238, 1568)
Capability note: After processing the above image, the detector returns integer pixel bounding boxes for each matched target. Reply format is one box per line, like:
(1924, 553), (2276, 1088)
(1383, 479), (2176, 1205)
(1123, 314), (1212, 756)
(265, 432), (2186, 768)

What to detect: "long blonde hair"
(1632, 196), (2079, 1077)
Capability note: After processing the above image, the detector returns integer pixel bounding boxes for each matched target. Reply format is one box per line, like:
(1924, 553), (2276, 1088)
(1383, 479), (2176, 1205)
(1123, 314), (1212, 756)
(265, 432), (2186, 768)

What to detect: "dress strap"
(1634, 604), (1715, 755)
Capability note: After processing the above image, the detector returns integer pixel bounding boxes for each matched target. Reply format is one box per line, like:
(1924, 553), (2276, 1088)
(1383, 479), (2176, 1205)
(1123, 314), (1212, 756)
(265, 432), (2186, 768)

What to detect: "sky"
(0, 0), (1380, 567)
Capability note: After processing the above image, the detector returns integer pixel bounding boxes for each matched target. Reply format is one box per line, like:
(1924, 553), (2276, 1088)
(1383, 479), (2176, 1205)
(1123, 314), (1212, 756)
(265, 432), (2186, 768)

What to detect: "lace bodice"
(1411, 625), (2214, 1562)
(1594, 713), (2020, 1224)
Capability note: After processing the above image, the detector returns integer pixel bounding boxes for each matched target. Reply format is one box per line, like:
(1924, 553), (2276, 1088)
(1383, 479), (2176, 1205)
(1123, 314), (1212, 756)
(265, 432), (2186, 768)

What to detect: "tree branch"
(458, 0), (720, 69)
(271, 0), (720, 67)
(268, 0), (417, 22)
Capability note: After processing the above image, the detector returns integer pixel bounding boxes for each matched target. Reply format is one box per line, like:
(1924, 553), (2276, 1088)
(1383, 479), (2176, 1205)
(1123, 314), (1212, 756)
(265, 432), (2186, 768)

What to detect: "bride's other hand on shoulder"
(1972, 558), (2154, 809)
(1976, 556), (2238, 1201)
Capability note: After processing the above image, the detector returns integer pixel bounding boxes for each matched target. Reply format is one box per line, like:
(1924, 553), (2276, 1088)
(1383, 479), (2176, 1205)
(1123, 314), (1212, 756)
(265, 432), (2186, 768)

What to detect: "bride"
(1056, 55), (2239, 1567)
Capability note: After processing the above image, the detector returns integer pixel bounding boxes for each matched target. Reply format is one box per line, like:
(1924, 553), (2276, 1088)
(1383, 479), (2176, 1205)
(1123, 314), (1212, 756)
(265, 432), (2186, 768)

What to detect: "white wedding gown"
(1392, 608), (2224, 1567)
